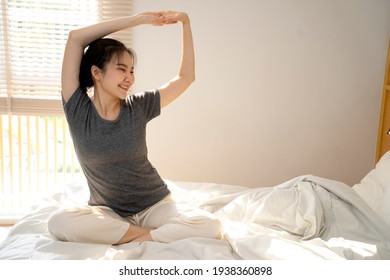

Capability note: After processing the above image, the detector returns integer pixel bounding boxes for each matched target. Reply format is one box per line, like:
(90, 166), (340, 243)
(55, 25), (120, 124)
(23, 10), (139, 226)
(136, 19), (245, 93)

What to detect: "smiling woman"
(47, 10), (221, 245)
(78, 38), (136, 120)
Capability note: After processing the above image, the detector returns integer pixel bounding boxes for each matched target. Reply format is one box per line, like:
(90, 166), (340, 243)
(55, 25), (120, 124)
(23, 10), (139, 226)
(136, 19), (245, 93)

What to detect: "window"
(0, 0), (133, 223)
(1, 114), (80, 221)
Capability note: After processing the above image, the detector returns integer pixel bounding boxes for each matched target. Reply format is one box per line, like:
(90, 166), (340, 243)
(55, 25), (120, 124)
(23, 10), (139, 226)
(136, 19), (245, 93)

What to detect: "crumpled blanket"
(1, 175), (389, 260)
(216, 175), (390, 259)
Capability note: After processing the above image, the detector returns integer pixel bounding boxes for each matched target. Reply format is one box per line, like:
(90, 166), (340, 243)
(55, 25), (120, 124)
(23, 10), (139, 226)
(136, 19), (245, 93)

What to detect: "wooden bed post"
(376, 39), (390, 163)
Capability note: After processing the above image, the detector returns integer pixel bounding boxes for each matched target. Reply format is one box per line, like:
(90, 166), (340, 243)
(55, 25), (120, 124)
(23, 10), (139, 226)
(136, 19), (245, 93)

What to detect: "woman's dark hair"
(79, 38), (136, 92)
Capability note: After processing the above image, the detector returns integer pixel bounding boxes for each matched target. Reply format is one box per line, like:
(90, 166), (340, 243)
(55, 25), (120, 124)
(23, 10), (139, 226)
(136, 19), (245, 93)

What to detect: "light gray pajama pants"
(48, 195), (222, 244)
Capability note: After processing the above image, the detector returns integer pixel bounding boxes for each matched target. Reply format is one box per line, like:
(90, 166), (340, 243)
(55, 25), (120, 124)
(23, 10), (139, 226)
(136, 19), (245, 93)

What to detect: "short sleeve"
(128, 89), (161, 122)
(62, 88), (91, 129)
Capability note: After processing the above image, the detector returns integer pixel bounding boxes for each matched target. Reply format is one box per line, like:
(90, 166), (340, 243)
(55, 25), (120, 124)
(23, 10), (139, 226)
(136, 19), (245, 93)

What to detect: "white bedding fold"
(1, 176), (389, 260)
(217, 175), (390, 259)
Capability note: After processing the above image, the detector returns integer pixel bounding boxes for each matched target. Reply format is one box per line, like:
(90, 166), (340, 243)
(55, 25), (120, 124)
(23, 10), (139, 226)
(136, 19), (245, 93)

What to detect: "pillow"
(352, 150), (390, 226)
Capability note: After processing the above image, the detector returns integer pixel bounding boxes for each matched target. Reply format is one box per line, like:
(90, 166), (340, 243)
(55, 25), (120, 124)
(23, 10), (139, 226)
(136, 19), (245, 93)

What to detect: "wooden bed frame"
(376, 39), (390, 162)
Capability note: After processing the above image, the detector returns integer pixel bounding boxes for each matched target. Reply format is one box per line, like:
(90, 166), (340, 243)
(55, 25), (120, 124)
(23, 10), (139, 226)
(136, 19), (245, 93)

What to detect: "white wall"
(131, 0), (390, 187)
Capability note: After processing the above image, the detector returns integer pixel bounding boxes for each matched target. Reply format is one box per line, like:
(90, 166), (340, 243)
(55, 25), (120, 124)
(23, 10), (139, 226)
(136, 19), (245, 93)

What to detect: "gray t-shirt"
(63, 87), (170, 217)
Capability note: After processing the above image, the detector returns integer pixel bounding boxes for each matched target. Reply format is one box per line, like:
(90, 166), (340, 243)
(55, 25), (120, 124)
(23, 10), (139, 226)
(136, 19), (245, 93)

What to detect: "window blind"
(0, 0), (133, 116)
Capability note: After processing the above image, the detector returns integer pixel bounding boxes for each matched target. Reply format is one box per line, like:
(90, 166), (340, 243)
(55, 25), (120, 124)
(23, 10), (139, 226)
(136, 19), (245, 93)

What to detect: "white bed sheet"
(1, 173), (389, 260)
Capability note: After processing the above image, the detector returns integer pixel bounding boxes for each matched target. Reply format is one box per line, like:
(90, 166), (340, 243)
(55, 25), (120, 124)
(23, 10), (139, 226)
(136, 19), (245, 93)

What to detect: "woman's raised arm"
(158, 12), (195, 108)
(61, 13), (165, 102)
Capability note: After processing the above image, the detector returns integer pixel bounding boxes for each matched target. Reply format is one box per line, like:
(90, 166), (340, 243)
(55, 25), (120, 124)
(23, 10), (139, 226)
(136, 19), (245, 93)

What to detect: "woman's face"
(96, 51), (135, 100)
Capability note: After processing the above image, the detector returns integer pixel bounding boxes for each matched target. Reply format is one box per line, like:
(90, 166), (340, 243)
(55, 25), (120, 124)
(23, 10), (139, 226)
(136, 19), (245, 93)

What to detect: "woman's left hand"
(158, 11), (189, 24)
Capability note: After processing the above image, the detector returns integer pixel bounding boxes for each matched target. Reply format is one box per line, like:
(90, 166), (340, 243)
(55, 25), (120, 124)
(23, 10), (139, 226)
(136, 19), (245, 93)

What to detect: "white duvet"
(1, 171), (390, 260)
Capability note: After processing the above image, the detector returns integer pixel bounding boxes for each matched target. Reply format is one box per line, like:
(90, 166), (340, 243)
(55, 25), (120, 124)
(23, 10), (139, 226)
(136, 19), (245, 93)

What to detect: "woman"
(48, 11), (222, 244)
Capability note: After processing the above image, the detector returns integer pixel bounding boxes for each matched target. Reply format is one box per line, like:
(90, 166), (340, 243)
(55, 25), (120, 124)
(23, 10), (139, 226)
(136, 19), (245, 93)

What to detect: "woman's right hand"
(137, 11), (188, 26)
(137, 12), (167, 26)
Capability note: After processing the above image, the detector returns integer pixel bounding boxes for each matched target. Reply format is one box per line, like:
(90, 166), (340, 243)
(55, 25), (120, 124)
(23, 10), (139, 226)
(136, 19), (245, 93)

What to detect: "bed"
(0, 149), (389, 260)
(1, 42), (390, 261)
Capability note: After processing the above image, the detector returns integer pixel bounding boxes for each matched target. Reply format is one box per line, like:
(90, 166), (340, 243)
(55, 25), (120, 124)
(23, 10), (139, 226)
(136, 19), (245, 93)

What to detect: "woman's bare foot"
(115, 225), (154, 244)
(133, 232), (153, 242)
